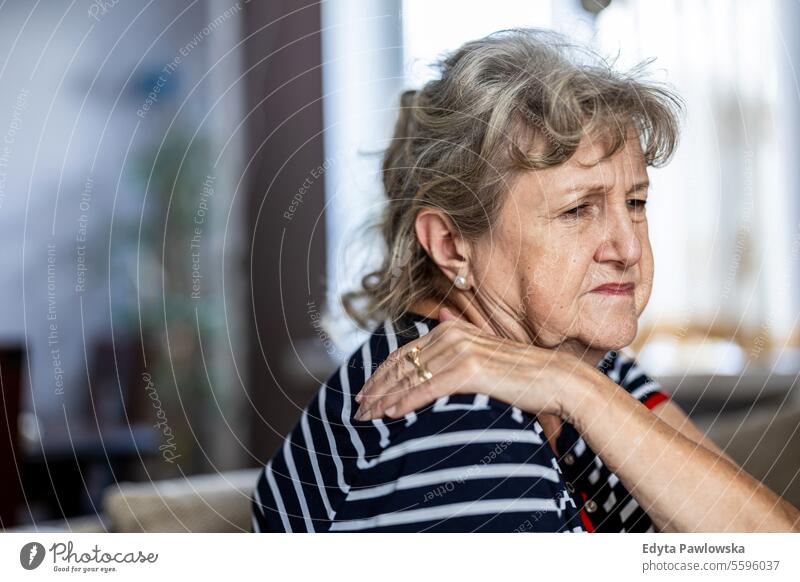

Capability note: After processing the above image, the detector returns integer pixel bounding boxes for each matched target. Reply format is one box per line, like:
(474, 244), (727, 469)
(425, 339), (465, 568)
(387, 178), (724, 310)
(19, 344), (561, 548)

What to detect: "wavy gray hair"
(342, 28), (683, 330)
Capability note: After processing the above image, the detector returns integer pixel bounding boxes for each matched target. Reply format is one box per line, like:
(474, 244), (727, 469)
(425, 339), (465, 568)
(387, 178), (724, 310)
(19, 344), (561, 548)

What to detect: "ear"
(415, 208), (471, 285)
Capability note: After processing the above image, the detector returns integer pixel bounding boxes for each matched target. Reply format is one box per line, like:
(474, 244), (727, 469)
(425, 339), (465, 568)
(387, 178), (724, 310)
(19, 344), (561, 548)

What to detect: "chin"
(581, 319), (638, 352)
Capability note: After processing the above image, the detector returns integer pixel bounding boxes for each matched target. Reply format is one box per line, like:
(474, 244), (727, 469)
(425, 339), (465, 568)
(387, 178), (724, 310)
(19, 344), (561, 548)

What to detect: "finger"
(385, 368), (461, 419)
(356, 369), (404, 419)
(356, 328), (446, 408)
(439, 306), (457, 321)
(356, 321), (469, 418)
(360, 370), (421, 420)
(356, 350), (416, 410)
(356, 344), (413, 404)
(362, 349), (456, 419)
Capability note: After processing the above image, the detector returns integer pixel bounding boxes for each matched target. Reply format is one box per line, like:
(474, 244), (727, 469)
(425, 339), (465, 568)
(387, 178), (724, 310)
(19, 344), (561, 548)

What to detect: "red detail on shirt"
(642, 391), (669, 410)
(578, 491), (595, 533)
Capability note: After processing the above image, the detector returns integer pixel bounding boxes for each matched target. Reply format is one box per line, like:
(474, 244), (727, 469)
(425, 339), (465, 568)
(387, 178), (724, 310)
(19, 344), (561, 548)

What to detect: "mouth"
(590, 282), (635, 296)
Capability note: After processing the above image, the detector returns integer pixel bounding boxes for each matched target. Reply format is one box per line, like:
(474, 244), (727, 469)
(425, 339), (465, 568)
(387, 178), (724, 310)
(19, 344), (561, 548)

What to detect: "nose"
(593, 201), (642, 269)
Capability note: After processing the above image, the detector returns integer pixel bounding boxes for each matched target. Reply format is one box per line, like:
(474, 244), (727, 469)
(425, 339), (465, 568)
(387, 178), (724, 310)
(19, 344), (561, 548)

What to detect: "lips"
(590, 282), (635, 295)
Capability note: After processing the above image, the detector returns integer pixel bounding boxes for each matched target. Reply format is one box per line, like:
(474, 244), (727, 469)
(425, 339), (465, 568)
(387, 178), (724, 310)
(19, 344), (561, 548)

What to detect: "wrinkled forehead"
(516, 130), (649, 203)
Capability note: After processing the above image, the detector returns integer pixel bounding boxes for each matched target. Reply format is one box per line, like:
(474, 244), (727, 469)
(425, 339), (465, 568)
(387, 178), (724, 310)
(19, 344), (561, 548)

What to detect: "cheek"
(636, 266), (653, 315)
(473, 235), (530, 307)
(522, 239), (592, 313)
(539, 236), (596, 288)
(636, 230), (654, 310)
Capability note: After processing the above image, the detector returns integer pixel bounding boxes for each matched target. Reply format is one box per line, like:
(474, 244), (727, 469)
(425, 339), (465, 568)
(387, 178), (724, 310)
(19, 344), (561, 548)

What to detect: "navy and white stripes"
(252, 311), (669, 533)
(555, 347), (669, 533)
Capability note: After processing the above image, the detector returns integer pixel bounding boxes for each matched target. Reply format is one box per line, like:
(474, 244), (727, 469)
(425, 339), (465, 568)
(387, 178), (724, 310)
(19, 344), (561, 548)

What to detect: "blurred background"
(0, 0), (798, 532)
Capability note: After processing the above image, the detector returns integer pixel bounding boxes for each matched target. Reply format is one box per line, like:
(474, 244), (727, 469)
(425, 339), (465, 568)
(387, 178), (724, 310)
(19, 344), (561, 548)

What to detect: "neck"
(409, 294), (608, 368)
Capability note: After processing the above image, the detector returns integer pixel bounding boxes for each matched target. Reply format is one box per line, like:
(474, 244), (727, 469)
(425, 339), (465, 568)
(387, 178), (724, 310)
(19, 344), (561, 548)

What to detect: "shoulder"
(327, 329), (549, 472)
(254, 314), (582, 532)
(324, 314), (573, 473)
(331, 393), (578, 532)
(326, 316), (577, 531)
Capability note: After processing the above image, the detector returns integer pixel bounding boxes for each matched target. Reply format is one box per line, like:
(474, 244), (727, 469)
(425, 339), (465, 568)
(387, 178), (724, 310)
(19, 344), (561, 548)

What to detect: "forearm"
(565, 373), (800, 532)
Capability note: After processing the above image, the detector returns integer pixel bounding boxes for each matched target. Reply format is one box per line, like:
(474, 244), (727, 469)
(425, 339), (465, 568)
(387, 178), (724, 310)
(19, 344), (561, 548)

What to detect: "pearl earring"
(454, 275), (469, 290)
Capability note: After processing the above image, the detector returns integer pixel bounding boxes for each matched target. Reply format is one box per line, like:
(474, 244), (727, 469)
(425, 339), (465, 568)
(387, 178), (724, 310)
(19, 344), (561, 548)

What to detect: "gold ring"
(416, 364), (433, 382)
(406, 346), (422, 364)
(405, 346), (433, 382)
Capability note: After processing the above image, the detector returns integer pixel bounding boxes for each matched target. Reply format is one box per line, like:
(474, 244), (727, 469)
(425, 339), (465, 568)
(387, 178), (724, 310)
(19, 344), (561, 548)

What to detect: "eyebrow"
(561, 179), (650, 197)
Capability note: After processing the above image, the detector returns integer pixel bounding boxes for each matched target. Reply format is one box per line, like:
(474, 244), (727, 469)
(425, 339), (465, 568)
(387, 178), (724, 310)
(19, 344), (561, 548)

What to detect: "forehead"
(512, 131), (649, 199)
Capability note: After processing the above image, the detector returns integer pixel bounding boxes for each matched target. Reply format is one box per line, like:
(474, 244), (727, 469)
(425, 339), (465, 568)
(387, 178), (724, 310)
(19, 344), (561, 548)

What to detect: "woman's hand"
(354, 311), (800, 532)
(354, 307), (594, 421)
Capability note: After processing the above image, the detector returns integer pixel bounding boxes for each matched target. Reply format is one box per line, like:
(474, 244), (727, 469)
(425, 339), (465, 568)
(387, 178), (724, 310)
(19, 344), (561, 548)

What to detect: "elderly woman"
(252, 29), (800, 533)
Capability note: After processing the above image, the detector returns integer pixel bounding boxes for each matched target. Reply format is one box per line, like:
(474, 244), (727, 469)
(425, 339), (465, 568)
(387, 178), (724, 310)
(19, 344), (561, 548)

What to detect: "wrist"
(559, 357), (618, 429)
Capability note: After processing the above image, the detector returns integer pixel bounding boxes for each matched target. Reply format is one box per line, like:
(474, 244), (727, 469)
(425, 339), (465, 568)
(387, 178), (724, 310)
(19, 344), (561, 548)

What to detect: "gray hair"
(342, 28), (683, 330)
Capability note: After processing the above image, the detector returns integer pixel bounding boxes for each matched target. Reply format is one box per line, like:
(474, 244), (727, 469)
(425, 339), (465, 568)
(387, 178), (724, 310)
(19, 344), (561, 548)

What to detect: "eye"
(560, 203), (590, 219)
(627, 199), (647, 212)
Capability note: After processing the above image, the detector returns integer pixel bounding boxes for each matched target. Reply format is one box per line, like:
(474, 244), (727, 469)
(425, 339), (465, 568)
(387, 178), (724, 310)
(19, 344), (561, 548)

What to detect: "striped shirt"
(251, 311), (669, 533)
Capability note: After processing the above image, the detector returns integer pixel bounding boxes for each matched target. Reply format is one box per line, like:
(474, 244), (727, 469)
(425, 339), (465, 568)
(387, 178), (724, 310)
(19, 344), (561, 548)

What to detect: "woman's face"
(470, 131), (654, 353)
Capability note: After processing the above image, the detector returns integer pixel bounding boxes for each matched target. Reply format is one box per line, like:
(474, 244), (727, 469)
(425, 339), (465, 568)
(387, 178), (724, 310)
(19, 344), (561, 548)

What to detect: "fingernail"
(385, 406), (397, 417)
(355, 393), (362, 402)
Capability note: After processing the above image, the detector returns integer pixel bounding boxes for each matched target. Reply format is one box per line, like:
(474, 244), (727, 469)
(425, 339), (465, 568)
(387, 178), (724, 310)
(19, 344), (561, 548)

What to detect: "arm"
(564, 369), (800, 532)
(649, 399), (732, 461)
(356, 315), (800, 533)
